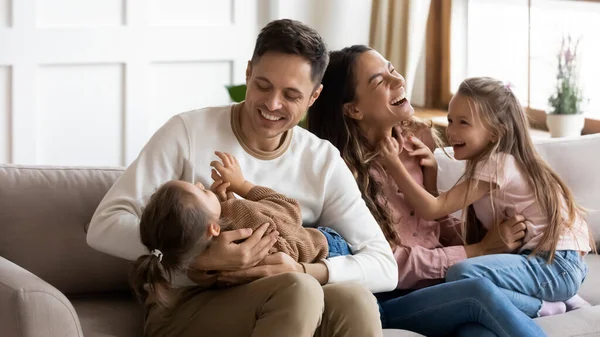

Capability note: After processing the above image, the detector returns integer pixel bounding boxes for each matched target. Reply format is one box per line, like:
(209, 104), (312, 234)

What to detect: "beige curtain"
(370, 0), (432, 98)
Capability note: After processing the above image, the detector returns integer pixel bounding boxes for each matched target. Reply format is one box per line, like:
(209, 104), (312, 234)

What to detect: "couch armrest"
(0, 256), (83, 337)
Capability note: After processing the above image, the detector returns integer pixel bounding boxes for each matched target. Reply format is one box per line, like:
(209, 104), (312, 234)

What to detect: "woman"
(307, 45), (546, 337)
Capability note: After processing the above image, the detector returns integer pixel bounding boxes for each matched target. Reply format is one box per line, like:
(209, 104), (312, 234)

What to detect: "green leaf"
(226, 84), (247, 103)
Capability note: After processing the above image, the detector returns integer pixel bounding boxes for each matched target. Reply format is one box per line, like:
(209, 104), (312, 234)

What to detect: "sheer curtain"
(370, 0), (431, 98)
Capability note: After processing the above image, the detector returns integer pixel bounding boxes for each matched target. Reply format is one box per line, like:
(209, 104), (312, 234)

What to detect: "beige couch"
(1, 134), (599, 337)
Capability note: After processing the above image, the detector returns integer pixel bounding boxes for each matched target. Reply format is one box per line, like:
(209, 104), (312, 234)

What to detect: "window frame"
(450, 0), (600, 134)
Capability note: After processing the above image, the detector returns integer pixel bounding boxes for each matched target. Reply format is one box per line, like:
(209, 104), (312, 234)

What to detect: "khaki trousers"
(145, 272), (382, 337)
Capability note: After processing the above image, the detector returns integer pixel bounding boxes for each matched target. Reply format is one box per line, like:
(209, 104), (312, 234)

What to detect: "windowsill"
(414, 107), (600, 138)
(526, 108), (600, 135)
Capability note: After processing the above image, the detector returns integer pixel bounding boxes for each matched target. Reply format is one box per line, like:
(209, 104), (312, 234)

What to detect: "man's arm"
(86, 116), (190, 260)
(318, 155), (398, 293)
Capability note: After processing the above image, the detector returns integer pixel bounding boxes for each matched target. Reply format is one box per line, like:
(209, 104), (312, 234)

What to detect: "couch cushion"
(0, 165), (130, 295)
(535, 305), (600, 337)
(579, 254), (600, 305)
(71, 296), (144, 337)
(435, 134), (600, 246)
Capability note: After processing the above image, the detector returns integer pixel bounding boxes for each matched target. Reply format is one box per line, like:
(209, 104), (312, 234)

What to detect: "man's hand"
(379, 136), (402, 169)
(466, 215), (526, 257)
(216, 252), (302, 286)
(191, 223), (279, 271)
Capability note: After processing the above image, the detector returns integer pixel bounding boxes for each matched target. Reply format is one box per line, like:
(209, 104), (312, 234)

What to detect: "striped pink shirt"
(370, 127), (467, 289)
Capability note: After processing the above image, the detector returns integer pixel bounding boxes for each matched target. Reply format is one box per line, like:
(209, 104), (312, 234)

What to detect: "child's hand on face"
(208, 180), (234, 202)
(379, 136), (402, 168)
(210, 151), (246, 194)
(408, 136), (437, 170)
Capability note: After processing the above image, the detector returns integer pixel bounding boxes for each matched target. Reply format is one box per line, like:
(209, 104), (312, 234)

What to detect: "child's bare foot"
(564, 294), (591, 311)
(538, 300), (566, 317)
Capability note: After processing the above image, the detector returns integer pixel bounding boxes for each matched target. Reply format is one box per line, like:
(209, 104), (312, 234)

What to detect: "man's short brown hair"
(252, 19), (329, 86)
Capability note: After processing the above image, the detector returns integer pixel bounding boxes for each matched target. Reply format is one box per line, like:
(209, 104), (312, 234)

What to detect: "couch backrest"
(1, 134), (599, 296)
(0, 165), (130, 295)
(435, 133), (600, 246)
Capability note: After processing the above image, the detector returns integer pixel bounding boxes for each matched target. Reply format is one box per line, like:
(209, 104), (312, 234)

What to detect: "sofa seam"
(13, 287), (82, 337)
(0, 166), (124, 172)
(570, 332), (600, 337)
(0, 282), (23, 337)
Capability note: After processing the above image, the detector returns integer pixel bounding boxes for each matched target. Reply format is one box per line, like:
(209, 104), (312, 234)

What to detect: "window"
(452, 0), (600, 117)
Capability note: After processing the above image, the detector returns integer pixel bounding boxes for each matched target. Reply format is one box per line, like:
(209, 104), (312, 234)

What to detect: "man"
(87, 19), (397, 337)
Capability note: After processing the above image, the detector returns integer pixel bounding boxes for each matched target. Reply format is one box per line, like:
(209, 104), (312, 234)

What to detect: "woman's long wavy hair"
(308, 45), (438, 247)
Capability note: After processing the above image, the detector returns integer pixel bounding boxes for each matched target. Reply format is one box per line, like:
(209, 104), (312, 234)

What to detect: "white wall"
(271, 0), (373, 50)
(267, 0), (427, 107)
(1, 0), (428, 166)
(0, 0), (258, 166)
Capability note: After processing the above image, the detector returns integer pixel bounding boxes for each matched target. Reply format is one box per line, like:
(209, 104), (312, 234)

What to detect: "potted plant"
(225, 84), (309, 129)
(546, 35), (586, 137)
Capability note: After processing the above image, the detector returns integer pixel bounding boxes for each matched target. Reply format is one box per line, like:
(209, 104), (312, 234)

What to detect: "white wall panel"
(36, 64), (123, 166)
(36, 0), (124, 27)
(0, 0), (10, 27)
(148, 0), (233, 26)
(1, 0), (259, 165)
(0, 66), (10, 163)
(148, 61), (231, 136)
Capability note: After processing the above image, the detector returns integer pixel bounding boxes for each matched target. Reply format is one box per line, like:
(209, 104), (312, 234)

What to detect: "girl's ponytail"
(131, 181), (216, 309)
(130, 249), (172, 307)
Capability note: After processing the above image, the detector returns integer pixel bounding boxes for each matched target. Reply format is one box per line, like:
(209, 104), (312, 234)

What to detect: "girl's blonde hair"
(456, 76), (594, 261)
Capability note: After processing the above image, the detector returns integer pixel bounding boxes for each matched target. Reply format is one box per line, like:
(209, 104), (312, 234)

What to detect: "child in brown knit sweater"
(130, 151), (351, 306)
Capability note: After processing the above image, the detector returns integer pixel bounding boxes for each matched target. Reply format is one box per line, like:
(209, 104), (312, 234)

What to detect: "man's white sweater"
(87, 104), (397, 292)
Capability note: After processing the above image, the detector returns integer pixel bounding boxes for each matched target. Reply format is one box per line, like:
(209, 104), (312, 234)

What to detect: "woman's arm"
(380, 136), (491, 221)
(394, 244), (468, 289)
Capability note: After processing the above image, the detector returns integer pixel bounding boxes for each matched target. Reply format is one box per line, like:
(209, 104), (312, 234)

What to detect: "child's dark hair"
(130, 181), (214, 308)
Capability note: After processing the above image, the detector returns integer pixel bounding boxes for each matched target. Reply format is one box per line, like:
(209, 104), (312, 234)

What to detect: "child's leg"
(318, 227), (352, 258)
(564, 294), (591, 311)
(564, 254), (590, 311)
(446, 251), (585, 317)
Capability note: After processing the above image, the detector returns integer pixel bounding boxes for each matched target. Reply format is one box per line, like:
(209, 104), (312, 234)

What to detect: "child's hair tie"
(504, 81), (514, 92)
(151, 249), (163, 262)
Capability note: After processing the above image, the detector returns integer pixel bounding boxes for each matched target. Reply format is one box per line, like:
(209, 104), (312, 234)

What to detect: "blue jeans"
(318, 227), (352, 258)
(377, 278), (546, 337)
(446, 250), (588, 317)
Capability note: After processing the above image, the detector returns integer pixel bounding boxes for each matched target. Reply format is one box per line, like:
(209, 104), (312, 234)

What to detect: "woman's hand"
(191, 222), (279, 271)
(216, 252), (303, 286)
(408, 136), (437, 170)
(379, 136), (402, 168)
(466, 215), (526, 257)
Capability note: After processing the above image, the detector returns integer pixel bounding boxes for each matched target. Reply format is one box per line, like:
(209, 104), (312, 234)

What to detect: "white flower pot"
(546, 114), (585, 138)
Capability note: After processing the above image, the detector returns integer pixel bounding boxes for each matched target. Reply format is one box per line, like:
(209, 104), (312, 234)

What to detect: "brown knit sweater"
(220, 186), (328, 263)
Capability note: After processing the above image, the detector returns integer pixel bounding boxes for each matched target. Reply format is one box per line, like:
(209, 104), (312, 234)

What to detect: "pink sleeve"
(394, 244), (467, 289)
(472, 154), (514, 188)
(438, 216), (465, 247)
